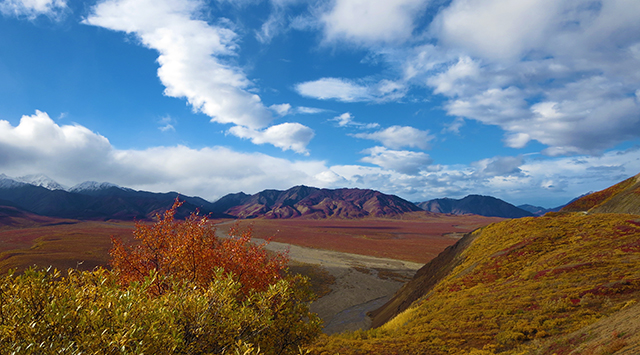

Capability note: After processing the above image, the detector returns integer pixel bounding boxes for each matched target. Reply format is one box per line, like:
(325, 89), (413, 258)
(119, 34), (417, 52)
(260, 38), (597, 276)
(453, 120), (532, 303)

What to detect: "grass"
(0, 221), (136, 273)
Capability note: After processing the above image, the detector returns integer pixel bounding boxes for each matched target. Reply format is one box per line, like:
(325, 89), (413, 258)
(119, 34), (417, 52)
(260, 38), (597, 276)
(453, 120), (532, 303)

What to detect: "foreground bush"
(0, 267), (321, 354)
(110, 199), (288, 295)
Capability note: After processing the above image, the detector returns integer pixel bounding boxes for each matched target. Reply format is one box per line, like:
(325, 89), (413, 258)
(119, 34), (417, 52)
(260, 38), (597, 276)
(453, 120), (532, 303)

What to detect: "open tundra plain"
(0, 211), (502, 333)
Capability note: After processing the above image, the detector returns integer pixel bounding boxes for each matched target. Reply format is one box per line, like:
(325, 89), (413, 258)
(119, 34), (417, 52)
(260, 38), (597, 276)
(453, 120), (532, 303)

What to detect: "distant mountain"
(16, 174), (67, 190)
(561, 173), (640, 214)
(0, 175), (227, 220)
(212, 185), (422, 219)
(417, 194), (533, 218)
(69, 181), (124, 193)
(517, 204), (565, 216)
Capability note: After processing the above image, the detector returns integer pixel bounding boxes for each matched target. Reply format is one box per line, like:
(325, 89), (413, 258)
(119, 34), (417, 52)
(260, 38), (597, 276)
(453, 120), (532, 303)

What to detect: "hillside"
(311, 212), (640, 354)
(561, 173), (640, 214)
(0, 202), (71, 230)
(418, 194), (533, 218)
(212, 186), (422, 219)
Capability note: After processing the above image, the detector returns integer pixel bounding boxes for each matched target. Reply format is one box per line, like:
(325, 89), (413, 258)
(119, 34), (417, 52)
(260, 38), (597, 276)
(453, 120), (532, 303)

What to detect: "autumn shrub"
(110, 199), (288, 295)
(0, 199), (321, 354)
(0, 267), (321, 354)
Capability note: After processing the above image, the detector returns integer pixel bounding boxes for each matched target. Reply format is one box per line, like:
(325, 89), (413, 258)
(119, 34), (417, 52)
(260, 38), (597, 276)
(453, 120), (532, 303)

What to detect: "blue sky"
(1, 0), (640, 207)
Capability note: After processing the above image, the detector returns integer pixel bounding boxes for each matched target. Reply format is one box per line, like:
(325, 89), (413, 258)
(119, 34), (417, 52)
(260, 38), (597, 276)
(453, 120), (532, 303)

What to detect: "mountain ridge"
(212, 185), (423, 219)
(418, 194), (534, 218)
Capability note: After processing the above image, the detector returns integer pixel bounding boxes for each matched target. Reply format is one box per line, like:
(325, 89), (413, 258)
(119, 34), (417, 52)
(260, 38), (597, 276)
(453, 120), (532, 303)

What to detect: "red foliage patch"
(579, 279), (640, 297)
(534, 263), (594, 280)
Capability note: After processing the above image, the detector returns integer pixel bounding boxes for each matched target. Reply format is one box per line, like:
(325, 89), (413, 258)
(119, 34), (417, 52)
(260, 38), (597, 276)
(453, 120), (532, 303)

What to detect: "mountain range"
(0, 173), (558, 220)
(0, 174), (221, 220)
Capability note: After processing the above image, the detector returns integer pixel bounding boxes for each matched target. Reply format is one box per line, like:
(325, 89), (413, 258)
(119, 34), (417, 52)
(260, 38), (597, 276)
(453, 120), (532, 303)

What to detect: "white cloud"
(294, 77), (406, 102)
(320, 0), (428, 45)
(158, 115), (176, 132)
(0, 0), (67, 19)
(0, 111), (115, 178)
(442, 117), (465, 134)
(353, 125), (434, 150)
(431, 0), (561, 61)
(228, 123), (315, 155)
(255, 0), (301, 44)
(472, 156), (524, 177)
(361, 146), (432, 175)
(330, 112), (379, 129)
(84, 0), (274, 129)
(410, 0), (640, 155)
(269, 103), (292, 116)
(427, 56), (480, 96)
(294, 106), (327, 115)
(2, 111), (640, 207)
(0, 111), (328, 200)
(295, 77), (371, 102)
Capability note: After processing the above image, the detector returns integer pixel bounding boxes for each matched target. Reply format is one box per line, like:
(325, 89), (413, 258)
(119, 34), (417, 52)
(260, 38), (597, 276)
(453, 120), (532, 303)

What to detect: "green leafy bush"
(0, 267), (321, 354)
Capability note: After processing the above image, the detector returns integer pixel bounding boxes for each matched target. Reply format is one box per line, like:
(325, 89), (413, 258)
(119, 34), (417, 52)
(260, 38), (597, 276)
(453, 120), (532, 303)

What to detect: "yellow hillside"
(311, 212), (640, 354)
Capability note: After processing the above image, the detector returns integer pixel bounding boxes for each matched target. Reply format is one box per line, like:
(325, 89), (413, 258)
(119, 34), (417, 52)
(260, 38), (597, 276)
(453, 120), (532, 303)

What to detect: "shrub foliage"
(110, 199), (288, 295)
(0, 199), (321, 354)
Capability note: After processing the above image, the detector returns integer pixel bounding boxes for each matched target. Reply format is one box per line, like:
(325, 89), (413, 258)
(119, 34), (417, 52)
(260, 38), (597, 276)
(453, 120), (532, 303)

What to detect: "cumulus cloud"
(0, 111), (115, 178)
(84, 0), (274, 129)
(353, 125), (435, 150)
(228, 123), (315, 155)
(320, 0), (428, 45)
(269, 103), (292, 116)
(472, 156), (524, 177)
(415, 0), (640, 155)
(2, 111), (640, 207)
(360, 146), (432, 175)
(430, 0), (562, 61)
(0, 0), (67, 19)
(295, 77), (406, 102)
(330, 112), (379, 129)
(0, 111), (328, 200)
(318, 0), (640, 156)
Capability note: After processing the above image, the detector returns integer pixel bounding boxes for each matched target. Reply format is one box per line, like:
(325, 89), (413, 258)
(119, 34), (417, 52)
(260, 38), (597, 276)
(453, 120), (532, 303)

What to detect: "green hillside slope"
(310, 213), (640, 354)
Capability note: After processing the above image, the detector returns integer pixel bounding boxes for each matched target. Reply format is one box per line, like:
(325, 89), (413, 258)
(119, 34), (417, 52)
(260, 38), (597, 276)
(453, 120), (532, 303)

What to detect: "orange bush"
(110, 198), (288, 295)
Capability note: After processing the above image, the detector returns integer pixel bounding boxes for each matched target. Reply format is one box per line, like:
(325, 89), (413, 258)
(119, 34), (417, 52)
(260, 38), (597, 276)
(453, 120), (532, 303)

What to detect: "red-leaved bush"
(110, 198), (288, 295)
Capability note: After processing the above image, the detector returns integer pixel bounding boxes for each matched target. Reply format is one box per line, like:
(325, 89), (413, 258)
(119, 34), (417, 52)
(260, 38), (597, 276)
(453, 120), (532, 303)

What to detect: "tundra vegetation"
(2, 199), (640, 353)
(310, 212), (640, 354)
(0, 199), (321, 354)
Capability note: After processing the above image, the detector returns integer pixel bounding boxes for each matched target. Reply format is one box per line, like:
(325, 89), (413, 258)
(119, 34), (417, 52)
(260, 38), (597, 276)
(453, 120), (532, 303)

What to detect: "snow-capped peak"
(17, 174), (67, 191)
(69, 181), (121, 192)
(0, 174), (25, 189)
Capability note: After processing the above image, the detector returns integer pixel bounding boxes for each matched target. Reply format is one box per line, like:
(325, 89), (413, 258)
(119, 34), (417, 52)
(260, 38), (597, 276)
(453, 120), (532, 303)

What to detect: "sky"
(0, 0), (639, 208)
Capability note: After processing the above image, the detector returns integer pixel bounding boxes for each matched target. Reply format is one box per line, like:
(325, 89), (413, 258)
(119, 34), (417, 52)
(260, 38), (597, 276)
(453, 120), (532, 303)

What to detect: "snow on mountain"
(69, 181), (121, 192)
(16, 174), (67, 191)
(0, 174), (26, 189)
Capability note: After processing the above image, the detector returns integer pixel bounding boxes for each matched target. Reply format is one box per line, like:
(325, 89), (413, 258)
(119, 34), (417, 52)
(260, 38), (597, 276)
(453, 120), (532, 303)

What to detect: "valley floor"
(258, 238), (423, 334)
